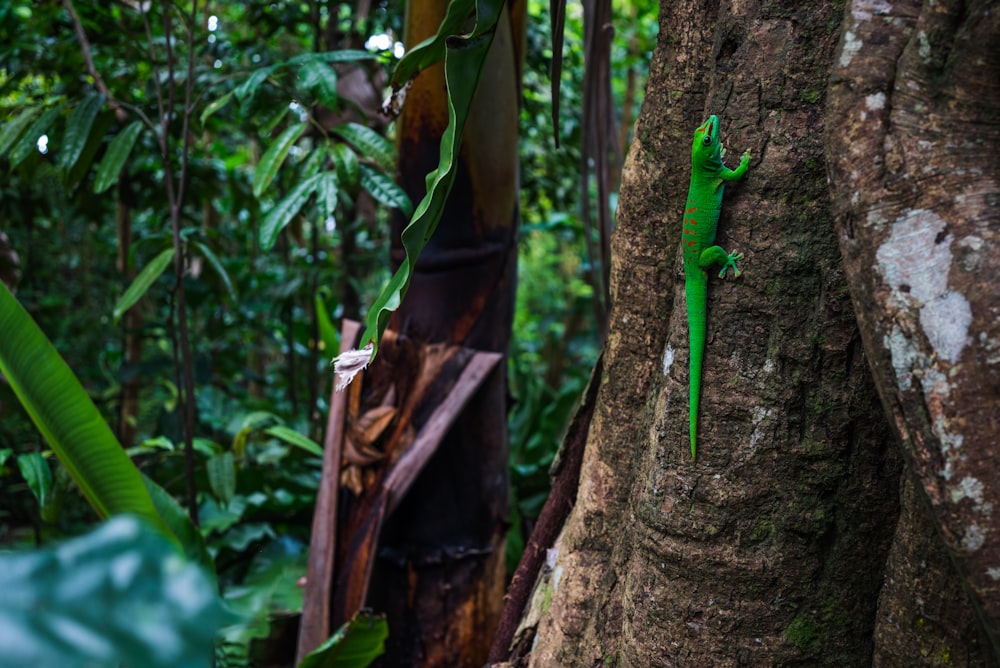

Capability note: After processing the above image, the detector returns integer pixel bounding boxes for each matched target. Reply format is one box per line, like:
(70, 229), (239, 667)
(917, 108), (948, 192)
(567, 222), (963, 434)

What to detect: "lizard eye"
(702, 136), (712, 146)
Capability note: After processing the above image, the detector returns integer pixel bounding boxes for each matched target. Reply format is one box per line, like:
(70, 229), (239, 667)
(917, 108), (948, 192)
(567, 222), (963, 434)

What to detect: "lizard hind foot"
(719, 250), (744, 279)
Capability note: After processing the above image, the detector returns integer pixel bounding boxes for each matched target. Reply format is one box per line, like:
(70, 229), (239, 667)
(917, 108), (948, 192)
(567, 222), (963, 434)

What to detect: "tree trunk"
(874, 474), (996, 665)
(826, 0), (1000, 662)
(115, 184), (141, 448)
(364, 1), (525, 665)
(498, 0), (965, 664)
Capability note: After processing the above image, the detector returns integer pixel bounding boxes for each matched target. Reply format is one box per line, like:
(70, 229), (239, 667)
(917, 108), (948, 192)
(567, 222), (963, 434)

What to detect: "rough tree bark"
(497, 0), (1000, 665)
(826, 0), (1000, 663)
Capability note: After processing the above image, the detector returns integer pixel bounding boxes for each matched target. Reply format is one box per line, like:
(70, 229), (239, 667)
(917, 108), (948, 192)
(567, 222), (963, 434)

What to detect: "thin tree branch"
(153, 0), (201, 525)
(62, 0), (113, 101)
(175, 0), (199, 213)
(162, 6), (178, 148)
(139, 3), (168, 140)
(62, 0), (131, 122)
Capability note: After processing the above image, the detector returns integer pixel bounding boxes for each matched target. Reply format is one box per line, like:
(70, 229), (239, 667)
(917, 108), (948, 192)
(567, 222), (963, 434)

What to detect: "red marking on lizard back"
(687, 240), (697, 248)
(686, 206), (697, 213)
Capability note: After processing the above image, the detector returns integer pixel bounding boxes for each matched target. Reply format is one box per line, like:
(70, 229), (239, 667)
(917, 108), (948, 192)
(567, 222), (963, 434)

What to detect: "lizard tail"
(685, 275), (707, 460)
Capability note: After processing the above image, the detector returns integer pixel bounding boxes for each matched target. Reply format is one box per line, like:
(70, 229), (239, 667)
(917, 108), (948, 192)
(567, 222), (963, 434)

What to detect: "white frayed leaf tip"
(331, 343), (373, 391)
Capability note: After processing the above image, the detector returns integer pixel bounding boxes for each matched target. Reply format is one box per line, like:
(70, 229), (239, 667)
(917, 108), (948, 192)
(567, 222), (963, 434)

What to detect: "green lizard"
(681, 114), (750, 459)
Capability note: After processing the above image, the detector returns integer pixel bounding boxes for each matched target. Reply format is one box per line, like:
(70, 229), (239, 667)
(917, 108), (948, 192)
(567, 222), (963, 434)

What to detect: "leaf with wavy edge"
(387, 0), (476, 90)
(346, 0), (504, 369)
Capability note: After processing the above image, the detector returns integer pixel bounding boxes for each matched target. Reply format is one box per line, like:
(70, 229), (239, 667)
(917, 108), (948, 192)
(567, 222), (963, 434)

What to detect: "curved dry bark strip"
(826, 0), (1000, 658)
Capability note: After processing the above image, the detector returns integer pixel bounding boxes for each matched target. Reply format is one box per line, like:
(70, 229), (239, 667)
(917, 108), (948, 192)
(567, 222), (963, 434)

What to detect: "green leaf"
(8, 106), (62, 169)
(358, 0), (504, 361)
(241, 544), (307, 614)
(360, 165), (412, 217)
(287, 49), (377, 66)
(0, 516), (224, 668)
(314, 287), (339, 355)
(259, 105), (291, 135)
(297, 612), (388, 668)
(220, 522), (275, 552)
(299, 60), (339, 110)
(93, 120), (144, 193)
(191, 240), (238, 302)
(0, 107), (39, 157)
(59, 92), (104, 174)
(207, 451), (237, 506)
(301, 144), (328, 180)
(231, 50), (375, 120)
(254, 122), (307, 198)
(201, 89), (235, 125)
(264, 425), (323, 457)
(317, 170), (339, 218)
(199, 495), (249, 535)
(239, 411), (281, 430)
(0, 283), (170, 535)
(389, 0), (475, 89)
(142, 473), (216, 575)
(332, 122), (395, 171)
(218, 541), (304, 659)
(113, 246), (175, 322)
(193, 437), (222, 457)
(40, 462), (69, 524)
(140, 435), (177, 451)
(259, 172), (324, 251)
(331, 143), (360, 189)
(66, 110), (114, 188)
(235, 64), (280, 100)
(16, 452), (52, 509)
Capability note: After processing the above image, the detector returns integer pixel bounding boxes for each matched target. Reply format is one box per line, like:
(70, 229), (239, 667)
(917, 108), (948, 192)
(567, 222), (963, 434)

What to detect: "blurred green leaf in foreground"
(0, 515), (226, 668)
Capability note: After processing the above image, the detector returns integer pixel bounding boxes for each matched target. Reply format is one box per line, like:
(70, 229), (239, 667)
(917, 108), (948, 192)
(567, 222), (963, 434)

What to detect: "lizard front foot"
(739, 149), (751, 170)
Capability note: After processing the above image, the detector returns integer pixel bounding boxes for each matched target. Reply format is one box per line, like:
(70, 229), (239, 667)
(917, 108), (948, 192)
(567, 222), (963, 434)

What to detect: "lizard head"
(691, 114), (723, 166)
